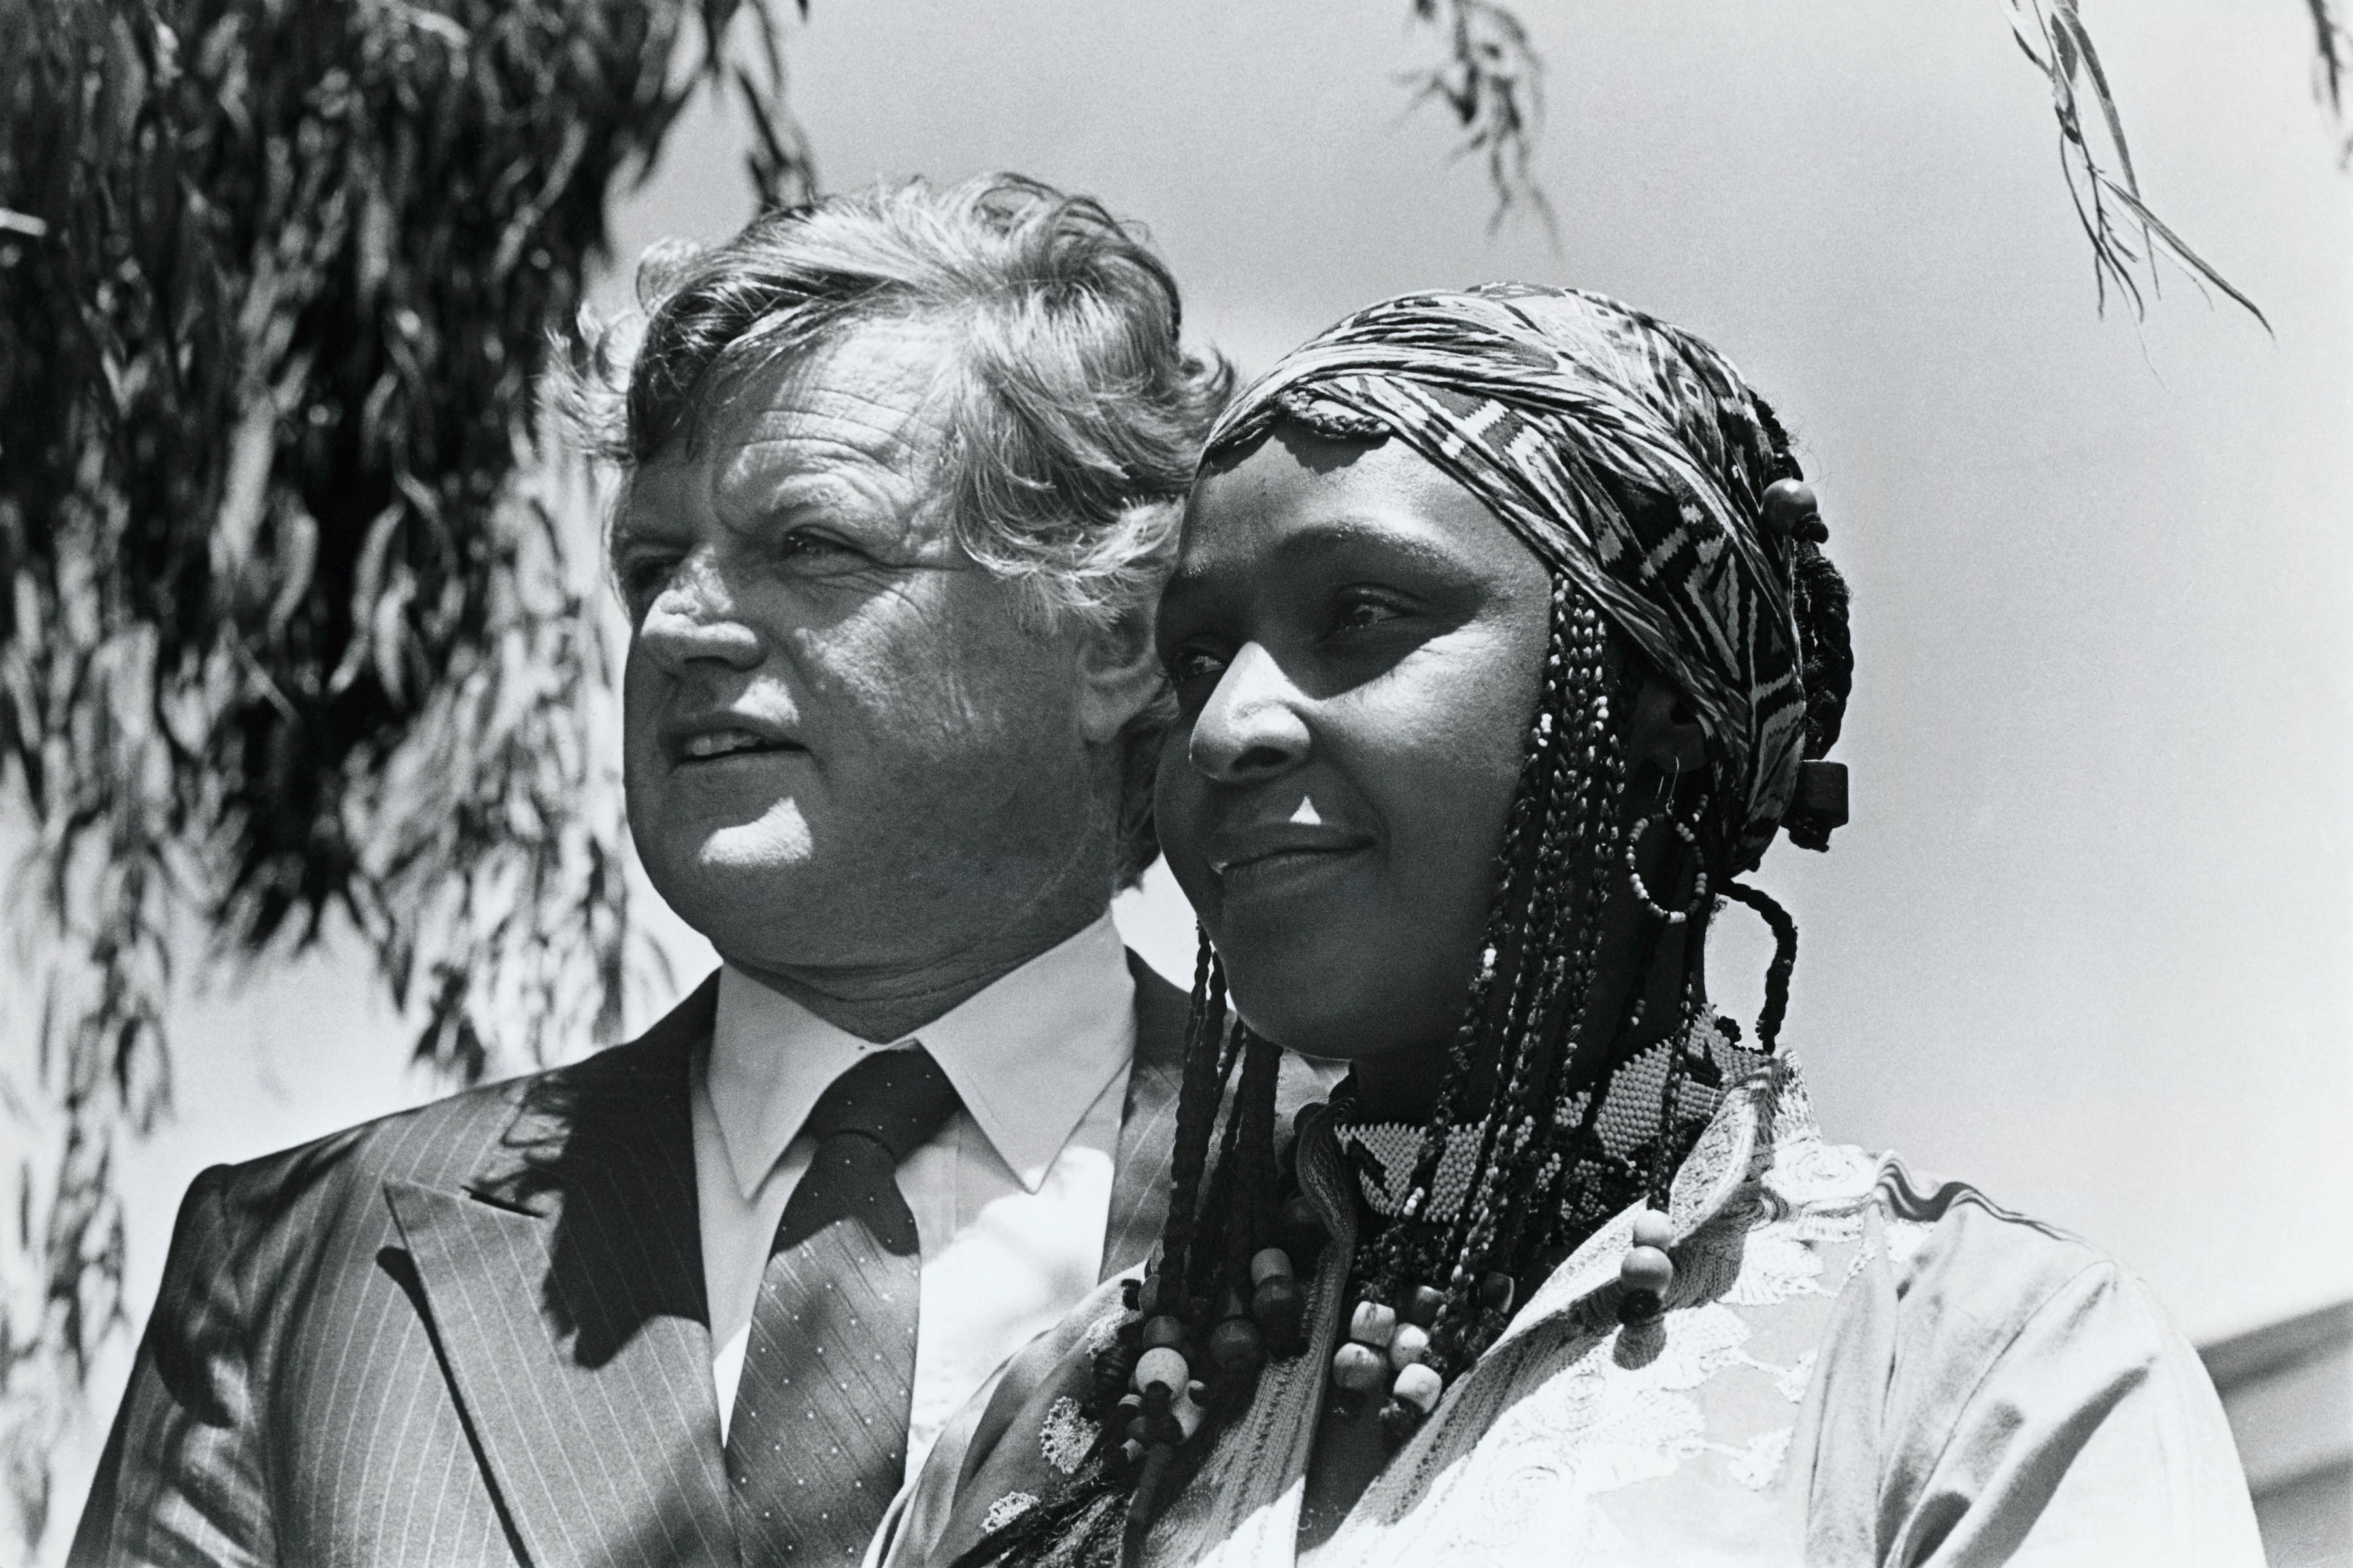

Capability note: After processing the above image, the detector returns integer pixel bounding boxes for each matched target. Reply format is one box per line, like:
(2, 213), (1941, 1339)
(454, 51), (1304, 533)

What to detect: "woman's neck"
(1344, 925), (1709, 1129)
(1346, 1039), (1452, 1123)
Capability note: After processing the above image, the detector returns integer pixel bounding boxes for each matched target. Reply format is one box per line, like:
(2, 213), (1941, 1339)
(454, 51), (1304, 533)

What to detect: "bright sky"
(50, 13), (2349, 1544)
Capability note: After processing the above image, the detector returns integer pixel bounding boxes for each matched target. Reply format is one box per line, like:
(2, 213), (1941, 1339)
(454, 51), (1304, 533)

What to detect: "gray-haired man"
(75, 175), (1325, 1568)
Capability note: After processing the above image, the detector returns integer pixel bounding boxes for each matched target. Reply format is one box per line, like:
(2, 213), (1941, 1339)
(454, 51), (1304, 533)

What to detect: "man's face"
(616, 318), (1109, 978)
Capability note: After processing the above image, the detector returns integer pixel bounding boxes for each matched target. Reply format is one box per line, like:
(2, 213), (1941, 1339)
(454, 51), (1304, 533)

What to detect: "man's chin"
(633, 793), (814, 876)
(652, 855), (844, 967)
(690, 816), (818, 871)
(635, 812), (820, 924)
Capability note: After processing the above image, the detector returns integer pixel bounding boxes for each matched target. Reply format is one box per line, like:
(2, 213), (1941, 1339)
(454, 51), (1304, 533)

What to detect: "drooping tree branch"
(2309, 0), (2353, 164)
(2002, 0), (2269, 325)
(1403, 0), (1559, 243)
(0, 0), (809, 1548)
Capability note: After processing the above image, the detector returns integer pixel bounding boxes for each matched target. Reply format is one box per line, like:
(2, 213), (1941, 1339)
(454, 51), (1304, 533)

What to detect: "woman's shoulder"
(1868, 1156), (2118, 1307)
(1754, 1071), (2175, 1373)
(1777, 1152), (2263, 1565)
(1853, 1153), (2183, 1377)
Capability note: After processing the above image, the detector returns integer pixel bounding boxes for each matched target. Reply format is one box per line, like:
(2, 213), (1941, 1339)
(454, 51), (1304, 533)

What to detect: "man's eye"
(779, 530), (857, 563)
(620, 556), (679, 608)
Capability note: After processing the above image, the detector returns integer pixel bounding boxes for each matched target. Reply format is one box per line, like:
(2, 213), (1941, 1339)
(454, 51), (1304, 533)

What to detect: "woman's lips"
(1218, 844), (1366, 898)
(1209, 828), (1375, 900)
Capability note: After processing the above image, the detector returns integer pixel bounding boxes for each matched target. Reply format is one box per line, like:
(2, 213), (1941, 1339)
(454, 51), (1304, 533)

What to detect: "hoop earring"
(1624, 805), (1710, 925)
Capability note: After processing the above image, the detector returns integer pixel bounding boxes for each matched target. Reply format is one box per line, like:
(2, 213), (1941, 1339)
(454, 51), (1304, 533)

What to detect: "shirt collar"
(707, 911), (1137, 1199)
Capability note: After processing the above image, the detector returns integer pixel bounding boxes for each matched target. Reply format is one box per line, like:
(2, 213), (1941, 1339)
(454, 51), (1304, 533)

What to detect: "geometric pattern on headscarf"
(1204, 284), (1807, 873)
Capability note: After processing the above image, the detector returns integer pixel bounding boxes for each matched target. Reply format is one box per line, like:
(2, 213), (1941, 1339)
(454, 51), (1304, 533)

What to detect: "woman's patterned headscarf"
(1204, 284), (1809, 873)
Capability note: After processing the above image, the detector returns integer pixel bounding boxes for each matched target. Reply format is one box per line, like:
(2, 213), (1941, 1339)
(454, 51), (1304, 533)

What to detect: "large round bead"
(1331, 1341), (1388, 1393)
(1251, 1275), (1305, 1325)
(1388, 1322), (1431, 1369)
(1629, 1209), (1673, 1250)
(1392, 1362), (1443, 1414)
(1401, 1285), (1445, 1326)
(1377, 1397), (1426, 1449)
(1209, 1317), (1267, 1373)
(1620, 1244), (1675, 1297)
(1133, 1346), (1190, 1397)
(1762, 478), (1826, 540)
(1477, 1271), (1516, 1312)
(1249, 1247), (1294, 1286)
(1348, 1301), (1398, 1346)
(1141, 1314), (1188, 1350)
(1277, 1193), (1324, 1246)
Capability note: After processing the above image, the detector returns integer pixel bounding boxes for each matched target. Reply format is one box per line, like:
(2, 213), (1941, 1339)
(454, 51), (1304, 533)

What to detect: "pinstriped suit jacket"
(70, 953), (1203, 1568)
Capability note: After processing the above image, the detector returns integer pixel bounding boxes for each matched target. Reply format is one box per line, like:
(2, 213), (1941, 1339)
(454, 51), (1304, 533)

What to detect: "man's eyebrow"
(607, 511), (683, 553)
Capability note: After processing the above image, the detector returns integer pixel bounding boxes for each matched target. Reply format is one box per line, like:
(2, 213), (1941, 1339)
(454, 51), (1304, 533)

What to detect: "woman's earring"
(1624, 793), (1710, 926)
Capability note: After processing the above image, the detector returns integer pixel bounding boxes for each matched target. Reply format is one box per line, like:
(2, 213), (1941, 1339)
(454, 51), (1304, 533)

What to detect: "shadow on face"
(614, 316), (1110, 980)
(1153, 425), (1556, 1064)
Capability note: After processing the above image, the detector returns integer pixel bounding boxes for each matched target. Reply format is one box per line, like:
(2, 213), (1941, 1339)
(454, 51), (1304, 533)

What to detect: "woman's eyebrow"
(1169, 513), (1466, 595)
(1272, 514), (1461, 571)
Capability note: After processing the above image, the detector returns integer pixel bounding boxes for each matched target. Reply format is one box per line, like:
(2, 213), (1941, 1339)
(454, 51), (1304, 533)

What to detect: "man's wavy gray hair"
(580, 174), (1230, 886)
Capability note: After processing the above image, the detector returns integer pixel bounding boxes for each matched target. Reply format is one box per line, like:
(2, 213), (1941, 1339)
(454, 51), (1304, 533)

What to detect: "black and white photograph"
(2, 4), (2348, 1565)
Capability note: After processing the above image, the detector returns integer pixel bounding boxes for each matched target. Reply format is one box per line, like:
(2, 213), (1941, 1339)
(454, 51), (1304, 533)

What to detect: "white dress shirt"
(689, 911), (1135, 1480)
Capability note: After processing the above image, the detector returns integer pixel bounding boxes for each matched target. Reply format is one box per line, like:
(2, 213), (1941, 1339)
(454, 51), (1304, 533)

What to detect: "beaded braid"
(1018, 941), (1305, 1568)
(1156, 937), (1231, 1297)
(1348, 584), (1650, 1381)
(1718, 880), (1797, 1053)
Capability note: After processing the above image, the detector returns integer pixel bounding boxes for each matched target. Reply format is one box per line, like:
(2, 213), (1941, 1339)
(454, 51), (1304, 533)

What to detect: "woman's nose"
(1188, 642), (1311, 784)
(635, 550), (763, 673)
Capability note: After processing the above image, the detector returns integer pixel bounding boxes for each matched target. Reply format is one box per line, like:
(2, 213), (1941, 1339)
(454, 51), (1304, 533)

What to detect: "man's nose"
(635, 550), (763, 672)
(1187, 642), (1311, 784)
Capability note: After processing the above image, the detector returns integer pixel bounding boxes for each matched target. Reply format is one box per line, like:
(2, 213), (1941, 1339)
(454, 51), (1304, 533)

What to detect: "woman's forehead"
(1178, 427), (1522, 577)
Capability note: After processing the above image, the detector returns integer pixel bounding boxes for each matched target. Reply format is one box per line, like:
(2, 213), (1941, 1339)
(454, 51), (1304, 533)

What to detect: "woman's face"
(1154, 426), (1554, 1063)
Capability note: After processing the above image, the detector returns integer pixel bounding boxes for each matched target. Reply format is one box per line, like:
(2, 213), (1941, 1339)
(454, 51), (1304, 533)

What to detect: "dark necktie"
(726, 1048), (961, 1566)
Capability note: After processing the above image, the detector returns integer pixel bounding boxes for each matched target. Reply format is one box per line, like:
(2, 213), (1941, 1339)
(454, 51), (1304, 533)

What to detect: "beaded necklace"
(1320, 1006), (1760, 1444)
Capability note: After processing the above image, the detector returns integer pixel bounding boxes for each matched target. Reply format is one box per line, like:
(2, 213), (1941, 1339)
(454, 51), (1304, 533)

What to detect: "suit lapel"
(386, 975), (737, 1568)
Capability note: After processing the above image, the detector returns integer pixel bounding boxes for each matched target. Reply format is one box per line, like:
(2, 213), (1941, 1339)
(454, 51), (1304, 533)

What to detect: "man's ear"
(1073, 603), (1166, 745)
(1626, 671), (1710, 776)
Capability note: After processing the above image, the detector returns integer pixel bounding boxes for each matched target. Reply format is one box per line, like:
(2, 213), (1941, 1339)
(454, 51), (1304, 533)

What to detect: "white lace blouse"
(877, 1059), (2264, 1568)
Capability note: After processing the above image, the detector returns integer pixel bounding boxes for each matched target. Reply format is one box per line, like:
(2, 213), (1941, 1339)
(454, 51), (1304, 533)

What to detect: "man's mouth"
(673, 726), (802, 763)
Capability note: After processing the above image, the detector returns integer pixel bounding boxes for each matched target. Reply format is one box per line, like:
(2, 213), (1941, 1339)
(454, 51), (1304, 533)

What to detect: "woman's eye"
(1330, 587), (1409, 633)
(1165, 646), (1229, 687)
